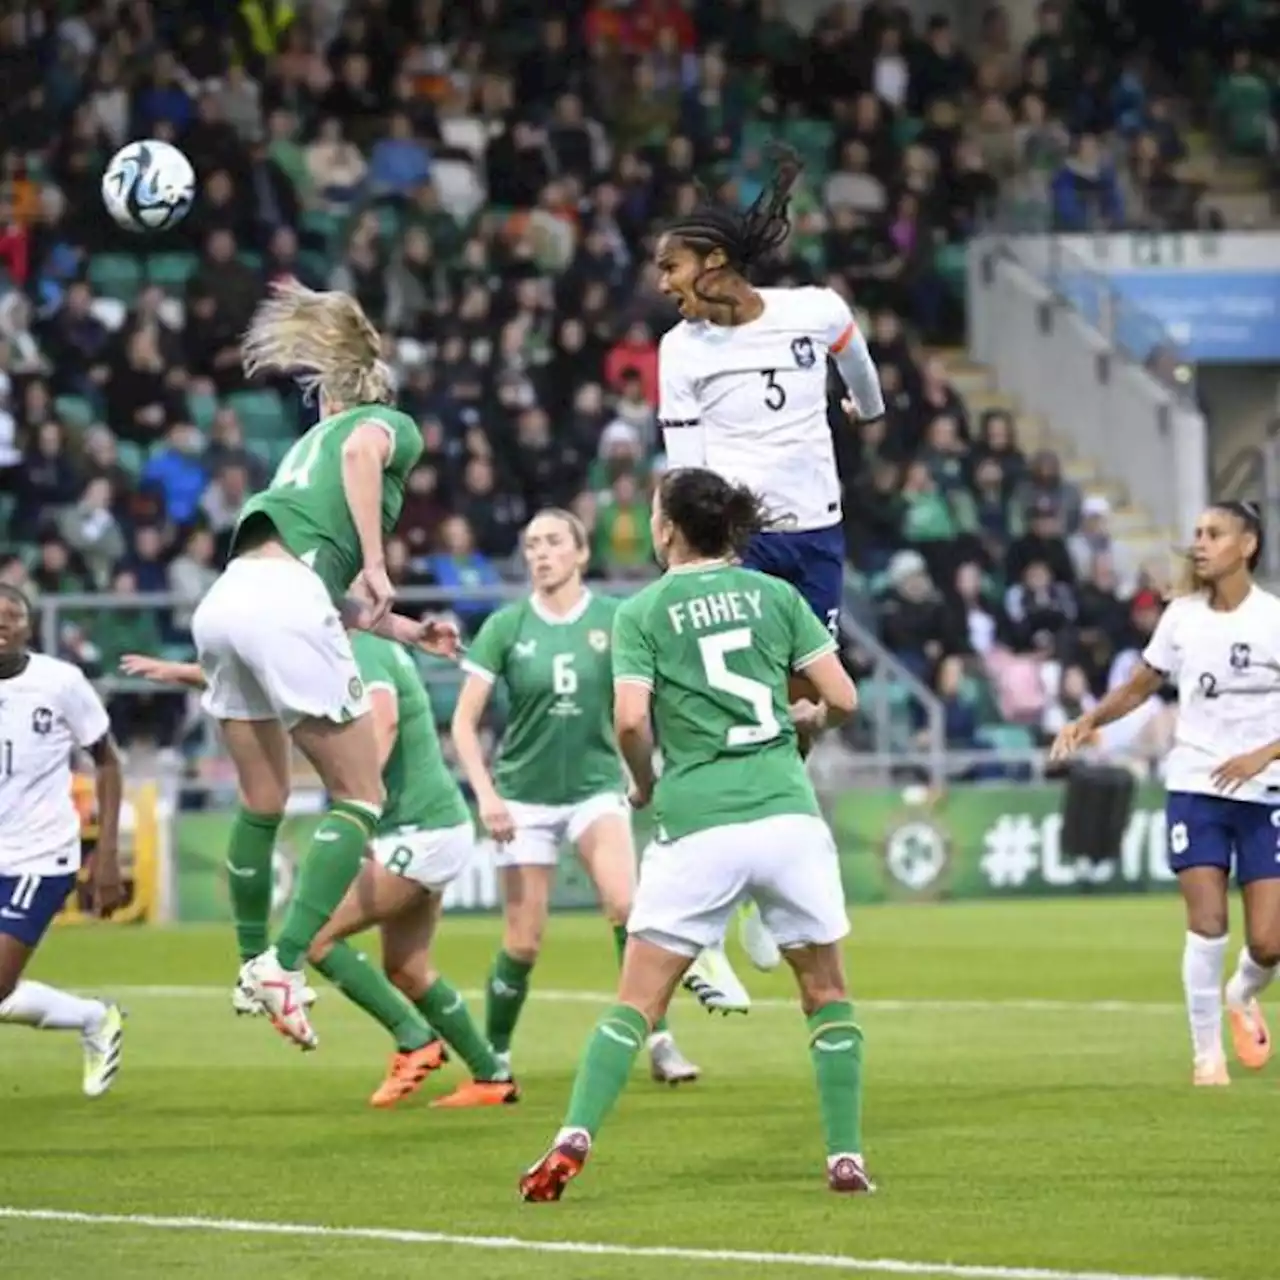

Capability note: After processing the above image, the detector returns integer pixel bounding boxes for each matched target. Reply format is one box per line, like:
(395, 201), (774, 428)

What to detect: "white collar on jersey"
(666, 558), (732, 576)
(529, 587), (593, 626)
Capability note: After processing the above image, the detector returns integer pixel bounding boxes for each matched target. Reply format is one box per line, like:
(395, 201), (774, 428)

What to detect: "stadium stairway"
(937, 350), (1174, 576)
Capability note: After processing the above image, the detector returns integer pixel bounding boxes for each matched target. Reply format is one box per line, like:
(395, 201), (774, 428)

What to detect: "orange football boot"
(1228, 999), (1272, 1071)
(369, 1040), (448, 1108)
(430, 1079), (520, 1109)
(520, 1130), (590, 1202)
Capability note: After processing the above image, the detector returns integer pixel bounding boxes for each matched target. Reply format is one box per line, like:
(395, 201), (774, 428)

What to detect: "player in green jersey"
(188, 281), (457, 1052)
(521, 468), (872, 1201)
(123, 633), (516, 1110)
(452, 509), (699, 1085)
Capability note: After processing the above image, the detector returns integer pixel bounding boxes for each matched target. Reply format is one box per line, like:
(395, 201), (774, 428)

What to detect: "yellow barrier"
(54, 779), (160, 926)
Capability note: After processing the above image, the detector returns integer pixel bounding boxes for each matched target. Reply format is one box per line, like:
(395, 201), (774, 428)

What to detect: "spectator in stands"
(425, 513), (502, 636)
(141, 423), (209, 526)
(57, 475), (125, 590)
(1004, 559), (1077, 650)
(878, 550), (947, 679)
(1013, 449), (1081, 532)
(13, 420), (79, 542)
(942, 559), (1003, 658)
(1051, 132), (1124, 230)
(1007, 495), (1075, 585)
(168, 527), (219, 636)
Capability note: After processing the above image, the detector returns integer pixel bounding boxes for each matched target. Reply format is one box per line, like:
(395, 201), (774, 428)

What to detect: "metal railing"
(35, 580), (964, 784)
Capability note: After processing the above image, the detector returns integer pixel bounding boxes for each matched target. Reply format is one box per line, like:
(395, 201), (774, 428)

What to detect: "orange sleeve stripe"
(829, 322), (856, 355)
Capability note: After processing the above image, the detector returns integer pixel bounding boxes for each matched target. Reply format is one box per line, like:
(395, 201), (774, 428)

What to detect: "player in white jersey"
(653, 147), (885, 1010)
(1052, 502), (1280, 1085)
(0, 585), (125, 1096)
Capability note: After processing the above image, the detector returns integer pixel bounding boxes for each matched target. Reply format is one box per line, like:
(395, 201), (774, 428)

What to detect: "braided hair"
(662, 145), (803, 311)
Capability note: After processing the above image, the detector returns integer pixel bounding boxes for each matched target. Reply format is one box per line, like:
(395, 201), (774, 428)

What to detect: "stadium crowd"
(0, 0), (1247, 768)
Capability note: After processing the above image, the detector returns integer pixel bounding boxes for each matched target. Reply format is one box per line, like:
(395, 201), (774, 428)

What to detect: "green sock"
(485, 949), (533, 1055)
(312, 941), (434, 1051)
(275, 800), (378, 971)
(807, 1000), (865, 1155)
(227, 808), (280, 962)
(418, 978), (507, 1081)
(563, 1003), (648, 1136)
(612, 924), (668, 1035)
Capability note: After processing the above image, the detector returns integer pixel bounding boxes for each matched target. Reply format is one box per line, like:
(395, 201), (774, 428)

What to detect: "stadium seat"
(976, 723), (1037, 752)
(225, 389), (289, 440)
(88, 253), (143, 304)
(187, 390), (219, 431)
(114, 439), (145, 476)
(54, 394), (96, 432)
(145, 252), (199, 292)
(0, 493), (13, 538)
(1213, 71), (1274, 154)
(238, 251), (263, 273)
(301, 208), (343, 245)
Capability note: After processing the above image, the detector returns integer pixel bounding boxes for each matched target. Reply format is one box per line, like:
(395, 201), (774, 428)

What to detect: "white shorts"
(628, 813), (849, 957)
(494, 793), (630, 868)
(192, 557), (369, 728)
(370, 822), (475, 892)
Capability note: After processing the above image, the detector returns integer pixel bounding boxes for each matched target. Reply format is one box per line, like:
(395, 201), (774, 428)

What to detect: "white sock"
(1182, 932), (1228, 1063)
(0, 980), (106, 1032)
(1225, 946), (1278, 1009)
(646, 1029), (672, 1050)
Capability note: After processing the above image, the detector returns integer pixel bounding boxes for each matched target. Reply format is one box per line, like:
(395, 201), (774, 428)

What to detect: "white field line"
(86, 985), (1181, 1014)
(0, 1206), (1211, 1280)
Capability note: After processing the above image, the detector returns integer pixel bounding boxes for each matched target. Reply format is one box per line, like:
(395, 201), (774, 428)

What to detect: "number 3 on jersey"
(761, 370), (786, 411)
(698, 629), (780, 746)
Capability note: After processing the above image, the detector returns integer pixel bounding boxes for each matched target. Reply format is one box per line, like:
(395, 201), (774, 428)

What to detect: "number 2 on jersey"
(698, 629), (780, 746)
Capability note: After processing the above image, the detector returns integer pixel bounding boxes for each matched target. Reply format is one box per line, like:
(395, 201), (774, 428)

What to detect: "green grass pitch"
(1, 897), (1274, 1280)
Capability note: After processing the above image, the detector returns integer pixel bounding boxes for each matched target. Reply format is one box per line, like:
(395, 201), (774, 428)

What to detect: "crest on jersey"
(31, 706), (53, 735)
(588, 629), (608, 652)
(791, 336), (816, 368)
(347, 677), (364, 702)
(1230, 643), (1251, 670)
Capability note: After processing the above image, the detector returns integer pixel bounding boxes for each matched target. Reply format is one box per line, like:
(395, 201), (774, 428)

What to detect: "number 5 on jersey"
(699, 629), (780, 746)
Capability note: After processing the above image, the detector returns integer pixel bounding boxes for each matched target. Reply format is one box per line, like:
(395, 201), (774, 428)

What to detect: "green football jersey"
(232, 404), (423, 603)
(463, 593), (625, 805)
(351, 631), (469, 834)
(612, 563), (836, 841)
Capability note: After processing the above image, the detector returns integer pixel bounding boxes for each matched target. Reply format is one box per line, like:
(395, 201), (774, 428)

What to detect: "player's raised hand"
(120, 653), (175, 682)
(90, 844), (125, 918)
(478, 791), (516, 844)
(1049, 718), (1097, 763)
(1211, 745), (1279, 794)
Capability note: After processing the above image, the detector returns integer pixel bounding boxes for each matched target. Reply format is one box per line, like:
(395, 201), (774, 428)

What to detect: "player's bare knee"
(1186, 909), (1228, 939)
(600, 889), (632, 929)
(238, 777), (288, 814)
(385, 961), (428, 1002)
(1245, 935), (1280, 969)
(502, 914), (544, 964)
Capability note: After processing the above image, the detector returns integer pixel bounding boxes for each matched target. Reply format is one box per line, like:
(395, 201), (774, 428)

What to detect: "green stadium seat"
(237, 251), (263, 273)
(297, 249), (330, 283)
(934, 243), (967, 296)
(892, 116), (925, 149)
(187, 390), (219, 431)
(54, 394), (96, 432)
(1214, 72), (1273, 154)
(301, 209), (343, 244)
(226, 389), (289, 440)
(0, 493), (13, 538)
(161, 642), (197, 663)
(115, 439), (145, 476)
(145, 252), (199, 292)
(783, 118), (835, 176)
(976, 723), (1037, 752)
(88, 252), (143, 304)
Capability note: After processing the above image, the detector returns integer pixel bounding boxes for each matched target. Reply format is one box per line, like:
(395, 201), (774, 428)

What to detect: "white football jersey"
(659, 286), (857, 531)
(0, 653), (110, 874)
(1142, 586), (1280, 802)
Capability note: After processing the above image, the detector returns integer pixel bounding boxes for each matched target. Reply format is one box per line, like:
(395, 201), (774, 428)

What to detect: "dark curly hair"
(658, 468), (777, 559)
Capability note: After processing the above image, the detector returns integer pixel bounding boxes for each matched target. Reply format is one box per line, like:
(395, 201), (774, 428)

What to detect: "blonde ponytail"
(242, 279), (393, 407)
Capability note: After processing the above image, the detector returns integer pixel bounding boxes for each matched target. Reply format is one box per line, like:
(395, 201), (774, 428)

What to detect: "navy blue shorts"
(0, 872), (77, 948)
(742, 523), (846, 638)
(1166, 792), (1280, 885)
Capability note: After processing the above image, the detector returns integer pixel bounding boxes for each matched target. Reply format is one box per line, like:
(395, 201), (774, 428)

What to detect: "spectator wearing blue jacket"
(423, 513), (502, 635)
(367, 112), (432, 200)
(1051, 134), (1124, 231)
(141, 423), (209, 526)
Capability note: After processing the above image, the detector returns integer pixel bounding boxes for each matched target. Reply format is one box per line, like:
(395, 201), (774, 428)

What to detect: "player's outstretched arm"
(1049, 661), (1164, 762)
(119, 654), (206, 689)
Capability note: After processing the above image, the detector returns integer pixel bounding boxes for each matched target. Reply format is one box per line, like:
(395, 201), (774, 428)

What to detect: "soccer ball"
(101, 140), (196, 233)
